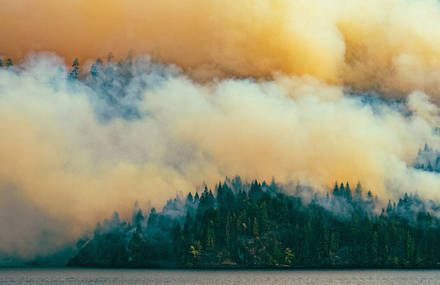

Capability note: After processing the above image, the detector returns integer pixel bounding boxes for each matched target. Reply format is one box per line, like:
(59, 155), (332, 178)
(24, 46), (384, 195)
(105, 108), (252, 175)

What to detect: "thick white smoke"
(0, 55), (440, 261)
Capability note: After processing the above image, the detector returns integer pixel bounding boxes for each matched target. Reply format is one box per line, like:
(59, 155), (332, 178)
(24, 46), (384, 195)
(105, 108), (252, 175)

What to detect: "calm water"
(0, 269), (439, 285)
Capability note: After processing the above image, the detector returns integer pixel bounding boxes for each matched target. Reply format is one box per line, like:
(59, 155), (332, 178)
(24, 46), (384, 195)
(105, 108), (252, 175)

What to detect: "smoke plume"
(1, 0), (440, 262)
(2, 0), (440, 95)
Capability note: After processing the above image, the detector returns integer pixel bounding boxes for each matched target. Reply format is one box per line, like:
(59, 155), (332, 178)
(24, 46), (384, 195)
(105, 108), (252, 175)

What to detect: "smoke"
(0, 54), (440, 261)
(2, 0), (440, 95)
(2, 0), (440, 262)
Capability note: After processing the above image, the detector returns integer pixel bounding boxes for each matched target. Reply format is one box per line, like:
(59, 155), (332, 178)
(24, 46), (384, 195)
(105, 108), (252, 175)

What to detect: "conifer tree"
(69, 58), (79, 80)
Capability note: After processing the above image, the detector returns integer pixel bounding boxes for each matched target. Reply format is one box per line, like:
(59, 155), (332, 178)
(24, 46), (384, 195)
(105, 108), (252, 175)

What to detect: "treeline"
(414, 144), (440, 173)
(0, 57), (13, 68)
(67, 55), (173, 120)
(68, 177), (440, 268)
(2, 55), (166, 120)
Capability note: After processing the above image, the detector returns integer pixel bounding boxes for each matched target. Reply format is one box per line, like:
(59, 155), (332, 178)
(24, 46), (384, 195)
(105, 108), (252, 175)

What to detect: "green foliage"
(69, 178), (440, 268)
(69, 58), (79, 80)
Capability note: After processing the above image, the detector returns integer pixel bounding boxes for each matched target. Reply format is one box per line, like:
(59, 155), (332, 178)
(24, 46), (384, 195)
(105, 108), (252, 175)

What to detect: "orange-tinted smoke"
(2, 0), (440, 95)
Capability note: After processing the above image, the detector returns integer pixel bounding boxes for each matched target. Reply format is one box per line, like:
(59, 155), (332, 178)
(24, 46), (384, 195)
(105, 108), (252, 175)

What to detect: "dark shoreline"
(3, 266), (440, 270)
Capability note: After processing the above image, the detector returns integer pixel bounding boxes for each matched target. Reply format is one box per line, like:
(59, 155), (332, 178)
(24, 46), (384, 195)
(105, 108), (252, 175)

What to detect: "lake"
(0, 269), (439, 284)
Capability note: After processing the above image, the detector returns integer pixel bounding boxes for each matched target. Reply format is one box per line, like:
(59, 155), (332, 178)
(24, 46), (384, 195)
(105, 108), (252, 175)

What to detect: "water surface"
(0, 269), (439, 284)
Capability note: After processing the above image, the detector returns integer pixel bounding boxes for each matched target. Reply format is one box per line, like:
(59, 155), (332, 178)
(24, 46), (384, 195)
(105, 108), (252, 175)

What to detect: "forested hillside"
(68, 178), (440, 268)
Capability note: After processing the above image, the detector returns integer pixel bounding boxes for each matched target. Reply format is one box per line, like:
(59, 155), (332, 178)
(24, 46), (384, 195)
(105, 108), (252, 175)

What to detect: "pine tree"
(128, 225), (146, 266)
(333, 182), (339, 196)
(186, 192), (194, 204)
(427, 161), (433, 172)
(133, 209), (144, 226)
(90, 58), (103, 79)
(6, 58), (13, 68)
(69, 58), (79, 80)
(345, 182), (352, 200)
(147, 208), (158, 228)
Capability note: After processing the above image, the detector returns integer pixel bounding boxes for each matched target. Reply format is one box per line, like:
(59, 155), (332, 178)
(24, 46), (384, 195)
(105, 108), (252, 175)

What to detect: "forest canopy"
(68, 177), (440, 268)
